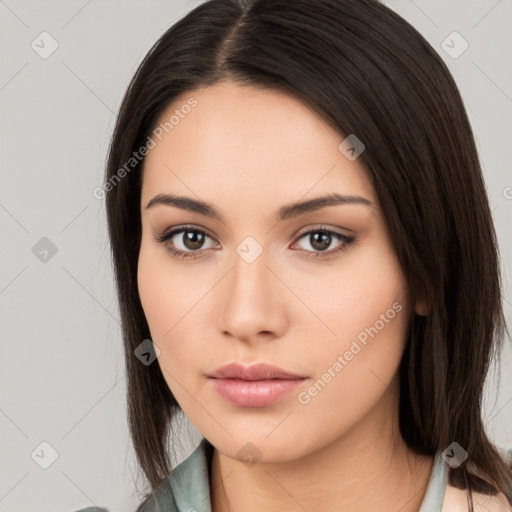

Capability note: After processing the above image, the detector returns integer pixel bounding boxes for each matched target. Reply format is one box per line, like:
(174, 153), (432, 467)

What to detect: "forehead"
(140, 81), (377, 215)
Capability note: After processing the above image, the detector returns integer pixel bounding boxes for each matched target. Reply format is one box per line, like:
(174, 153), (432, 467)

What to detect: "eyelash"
(154, 224), (356, 260)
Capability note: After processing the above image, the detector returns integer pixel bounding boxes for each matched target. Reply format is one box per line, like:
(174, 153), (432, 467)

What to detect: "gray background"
(0, 1), (511, 511)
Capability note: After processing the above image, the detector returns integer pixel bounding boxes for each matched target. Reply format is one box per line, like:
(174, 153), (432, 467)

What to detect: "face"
(138, 80), (420, 463)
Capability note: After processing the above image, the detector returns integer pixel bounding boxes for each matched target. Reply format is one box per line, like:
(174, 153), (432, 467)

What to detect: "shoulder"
(72, 440), (212, 512)
(442, 482), (511, 512)
(136, 438), (213, 512)
(133, 477), (179, 512)
(73, 508), (110, 512)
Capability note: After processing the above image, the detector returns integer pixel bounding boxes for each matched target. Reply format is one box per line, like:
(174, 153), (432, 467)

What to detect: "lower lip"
(209, 378), (306, 407)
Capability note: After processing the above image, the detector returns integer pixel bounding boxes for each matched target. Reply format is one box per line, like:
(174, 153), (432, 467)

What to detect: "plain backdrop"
(0, 1), (511, 511)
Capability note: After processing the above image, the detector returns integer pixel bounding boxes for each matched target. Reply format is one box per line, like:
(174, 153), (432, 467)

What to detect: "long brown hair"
(103, 0), (512, 507)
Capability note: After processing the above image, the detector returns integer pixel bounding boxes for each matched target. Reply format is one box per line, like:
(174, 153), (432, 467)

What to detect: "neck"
(209, 377), (434, 512)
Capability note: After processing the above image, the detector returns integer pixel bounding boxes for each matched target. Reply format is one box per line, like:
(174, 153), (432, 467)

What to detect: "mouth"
(207, 362), (307, 380)
(207, 362), (307, 407)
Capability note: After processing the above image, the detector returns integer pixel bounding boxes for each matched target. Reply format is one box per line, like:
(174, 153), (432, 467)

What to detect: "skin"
(137, 80), (432, 512)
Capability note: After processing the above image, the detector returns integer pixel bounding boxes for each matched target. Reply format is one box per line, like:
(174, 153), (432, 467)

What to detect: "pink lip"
(208, 362), (306, 380)
(207, 363), (307, 407)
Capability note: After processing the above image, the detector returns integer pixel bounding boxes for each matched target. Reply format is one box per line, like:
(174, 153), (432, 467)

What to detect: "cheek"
(286, 235), (410, 351)
(331, 261), (408, 349)
(137, 245), (169, 336)
(137, 239), (198, 338)
(137, 241), (210, 396)
(292, 240), (410, 406)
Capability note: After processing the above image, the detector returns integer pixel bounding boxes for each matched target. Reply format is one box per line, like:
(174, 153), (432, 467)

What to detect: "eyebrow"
(145, 192), (374, 222)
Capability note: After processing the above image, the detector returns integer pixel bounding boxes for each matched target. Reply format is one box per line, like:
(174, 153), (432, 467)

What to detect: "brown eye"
(178, 230), (207, 251)
(293, 228), (355, 258)
(308, 231), (333, 251)
(155, 226), (218, 259)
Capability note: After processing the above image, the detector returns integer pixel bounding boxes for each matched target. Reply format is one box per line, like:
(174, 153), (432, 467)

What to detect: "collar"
(419, 451), (448, 512)
(148, 439), (448, 512)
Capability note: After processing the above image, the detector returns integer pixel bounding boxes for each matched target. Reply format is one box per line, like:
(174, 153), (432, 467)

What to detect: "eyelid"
(154, 223), (215, 242)
(293, 223), (352, 238)
(155, 223), (355, 259)
(290, 225), (354, 255)
(156, 223), (350, 240)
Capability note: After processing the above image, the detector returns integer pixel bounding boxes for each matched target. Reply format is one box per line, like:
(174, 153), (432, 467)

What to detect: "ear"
(414, 298), (429, 316)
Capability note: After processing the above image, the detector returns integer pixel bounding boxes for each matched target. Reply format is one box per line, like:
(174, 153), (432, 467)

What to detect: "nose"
(216, 251), (288, 344)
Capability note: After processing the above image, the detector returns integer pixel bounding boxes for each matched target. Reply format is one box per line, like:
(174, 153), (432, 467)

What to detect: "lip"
(207, 363), (307, 408)
(207, 362), (306, 380)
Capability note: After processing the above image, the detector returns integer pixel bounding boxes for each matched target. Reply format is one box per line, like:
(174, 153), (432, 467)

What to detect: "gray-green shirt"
(75, 438), (447, 512)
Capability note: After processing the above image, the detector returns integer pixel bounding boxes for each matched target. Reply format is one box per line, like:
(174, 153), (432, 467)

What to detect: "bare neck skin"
(209, 374), (434, 512)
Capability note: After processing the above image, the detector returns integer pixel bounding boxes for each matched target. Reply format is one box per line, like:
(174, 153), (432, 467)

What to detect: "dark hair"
(104, 0), (512, 507)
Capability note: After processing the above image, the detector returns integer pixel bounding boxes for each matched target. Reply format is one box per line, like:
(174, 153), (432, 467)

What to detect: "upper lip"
(208, 362), (306, 381)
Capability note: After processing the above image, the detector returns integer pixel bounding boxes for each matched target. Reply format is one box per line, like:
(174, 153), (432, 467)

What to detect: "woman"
(76, 0), (512, 510)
